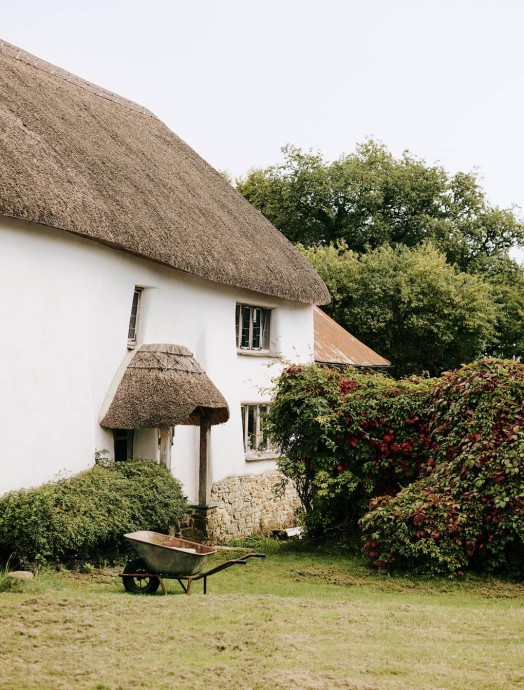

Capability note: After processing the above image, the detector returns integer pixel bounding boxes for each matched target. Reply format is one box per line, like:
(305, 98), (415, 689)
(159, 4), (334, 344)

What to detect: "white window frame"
(241, 403), (278, 461)
(235, 304), (271, 352)
(127, 287), (143, 348)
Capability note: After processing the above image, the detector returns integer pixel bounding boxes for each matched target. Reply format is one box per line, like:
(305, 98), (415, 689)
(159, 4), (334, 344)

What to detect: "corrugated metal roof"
(314, 307), (391, 367)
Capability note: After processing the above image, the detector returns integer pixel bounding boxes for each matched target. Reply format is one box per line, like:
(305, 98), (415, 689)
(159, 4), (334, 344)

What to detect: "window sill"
(237, 350), (281, 359)
(245, 452), (280, 463)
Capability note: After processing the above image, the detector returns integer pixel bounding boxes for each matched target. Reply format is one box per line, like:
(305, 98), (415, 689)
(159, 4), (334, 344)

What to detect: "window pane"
(235, 305), (241, 348)
(251, 308), (261, 349)
(261, 310), (270, 350)
(241, 405), (247, 450)
(128, 288), (141, 343)
(241, 306), (251, 349)
(247, 405), (256, 450)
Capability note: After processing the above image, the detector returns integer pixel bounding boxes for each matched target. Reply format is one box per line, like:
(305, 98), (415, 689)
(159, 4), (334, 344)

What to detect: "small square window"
(127, 287), (143, 348)
(235, 304), (271, 351)
(241, 404), (277, 459)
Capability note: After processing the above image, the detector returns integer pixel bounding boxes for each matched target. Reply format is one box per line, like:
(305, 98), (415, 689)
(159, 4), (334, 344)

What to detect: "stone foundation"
(206, 471), (299, 544)
(178, 504), (217, 544)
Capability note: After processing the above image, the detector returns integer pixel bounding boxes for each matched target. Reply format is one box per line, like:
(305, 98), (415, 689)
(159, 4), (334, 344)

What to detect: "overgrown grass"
(0, 540), (522, 689)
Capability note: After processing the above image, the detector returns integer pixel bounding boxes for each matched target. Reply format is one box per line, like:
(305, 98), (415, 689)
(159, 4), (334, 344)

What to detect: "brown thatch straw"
(0, 39), (330, 305)
(101, 344), (229, 429)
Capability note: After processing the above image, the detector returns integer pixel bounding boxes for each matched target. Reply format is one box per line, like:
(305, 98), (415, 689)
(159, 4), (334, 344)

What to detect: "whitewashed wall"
(0, 217), (314, 501)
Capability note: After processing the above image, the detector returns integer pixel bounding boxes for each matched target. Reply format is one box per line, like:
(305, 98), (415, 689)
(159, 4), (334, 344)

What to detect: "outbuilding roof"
(0, 40), (329, 305)
(314, 307), (390, 368)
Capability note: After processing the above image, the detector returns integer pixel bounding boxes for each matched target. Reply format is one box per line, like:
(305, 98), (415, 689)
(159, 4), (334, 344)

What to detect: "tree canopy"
(237, 141), (524, 374)
(237, 141), (524, 271)
(301, 242), (498, 377)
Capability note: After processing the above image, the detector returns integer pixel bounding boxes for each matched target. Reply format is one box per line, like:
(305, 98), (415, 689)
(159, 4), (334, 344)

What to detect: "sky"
(2, 0), (523, 260)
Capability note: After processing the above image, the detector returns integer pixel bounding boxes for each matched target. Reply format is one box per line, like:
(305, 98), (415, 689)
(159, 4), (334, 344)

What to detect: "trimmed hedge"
(0, 460), (188, 566)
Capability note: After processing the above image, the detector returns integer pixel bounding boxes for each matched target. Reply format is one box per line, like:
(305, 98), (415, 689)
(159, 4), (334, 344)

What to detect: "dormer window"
(127, 287), (143, 348)
(236, 304), (271, 351)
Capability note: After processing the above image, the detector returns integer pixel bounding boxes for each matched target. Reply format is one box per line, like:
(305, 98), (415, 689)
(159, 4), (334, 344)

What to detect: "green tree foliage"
(238, 141), (524, 370)
(237, 141), (524, 270)
(301, 242), (497, 377)
(480, 254), (524, 360)
(0, 460), (188, 566)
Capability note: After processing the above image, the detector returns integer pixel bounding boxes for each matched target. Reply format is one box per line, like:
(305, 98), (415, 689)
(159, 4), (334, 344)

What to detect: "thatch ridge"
(0, 40), (155, 118)
(0, 39), (329, 305)
(101, 344), (229, 429)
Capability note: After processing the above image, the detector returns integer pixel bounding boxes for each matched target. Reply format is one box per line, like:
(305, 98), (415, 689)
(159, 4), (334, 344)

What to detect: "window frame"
(127, 286), (143, 349)
(235, 303), (271, 352)
(241, 403), (278, 461)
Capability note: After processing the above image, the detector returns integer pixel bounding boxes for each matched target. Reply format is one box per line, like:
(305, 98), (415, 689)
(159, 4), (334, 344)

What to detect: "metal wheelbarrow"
(120, 531), (265, 595)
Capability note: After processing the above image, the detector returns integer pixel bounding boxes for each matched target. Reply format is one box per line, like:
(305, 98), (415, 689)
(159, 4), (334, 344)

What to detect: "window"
(235, 304), (271, 351)
(127, 287), (143, 348)
(113, 429), (134, 461)
(241, 404), (276, 459)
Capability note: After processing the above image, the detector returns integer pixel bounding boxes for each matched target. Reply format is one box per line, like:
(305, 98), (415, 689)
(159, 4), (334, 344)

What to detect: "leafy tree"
(301, 242), (497, 377)
(480, 254), (524, 360)
(237, 141), (524, 271)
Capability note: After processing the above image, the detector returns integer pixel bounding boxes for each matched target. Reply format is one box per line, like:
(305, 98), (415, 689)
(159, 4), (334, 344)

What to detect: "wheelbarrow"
(119, 531), (265, 595)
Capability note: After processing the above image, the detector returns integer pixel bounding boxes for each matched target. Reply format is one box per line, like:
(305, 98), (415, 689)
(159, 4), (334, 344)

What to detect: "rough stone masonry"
(207, 471), (299, 543)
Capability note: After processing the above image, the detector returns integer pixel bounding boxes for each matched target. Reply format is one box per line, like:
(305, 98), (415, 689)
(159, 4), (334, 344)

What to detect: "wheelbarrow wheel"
(122, 558), (160, 595)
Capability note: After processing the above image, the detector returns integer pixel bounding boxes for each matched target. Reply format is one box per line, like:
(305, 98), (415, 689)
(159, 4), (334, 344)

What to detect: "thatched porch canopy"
(101, 344), (229, 429)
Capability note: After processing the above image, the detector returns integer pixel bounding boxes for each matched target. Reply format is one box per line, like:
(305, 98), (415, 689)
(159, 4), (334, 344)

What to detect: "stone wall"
(206, 471), (299, 543)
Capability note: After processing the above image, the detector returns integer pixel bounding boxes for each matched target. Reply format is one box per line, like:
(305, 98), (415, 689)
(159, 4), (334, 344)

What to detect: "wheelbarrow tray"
(124, 530), (216, 577)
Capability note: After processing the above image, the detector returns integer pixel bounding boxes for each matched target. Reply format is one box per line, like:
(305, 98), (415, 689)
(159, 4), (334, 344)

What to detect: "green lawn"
(1, 541), (523, 690)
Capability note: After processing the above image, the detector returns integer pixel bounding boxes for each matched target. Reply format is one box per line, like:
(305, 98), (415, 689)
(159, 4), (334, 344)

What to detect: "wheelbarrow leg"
(157, 575), (167, 596)
(176, 578), (188, 594)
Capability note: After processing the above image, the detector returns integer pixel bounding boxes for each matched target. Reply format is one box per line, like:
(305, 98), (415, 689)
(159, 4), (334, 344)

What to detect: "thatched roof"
(101, 344), (229, 429)
(314, 307), (391, 368)
(0, 39), (329, 305)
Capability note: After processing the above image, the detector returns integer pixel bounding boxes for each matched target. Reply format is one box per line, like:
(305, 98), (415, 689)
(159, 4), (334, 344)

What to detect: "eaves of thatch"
(101, 344), (229, 429)
(0, 40), (329, 305)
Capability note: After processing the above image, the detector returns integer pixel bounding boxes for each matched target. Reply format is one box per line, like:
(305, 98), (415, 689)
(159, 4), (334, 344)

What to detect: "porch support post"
(198, 409), (211, 505)
(159, 426), (173, 470)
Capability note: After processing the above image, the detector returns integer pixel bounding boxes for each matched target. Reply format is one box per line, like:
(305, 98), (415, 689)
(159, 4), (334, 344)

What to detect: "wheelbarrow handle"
(237, 553), (266, 561)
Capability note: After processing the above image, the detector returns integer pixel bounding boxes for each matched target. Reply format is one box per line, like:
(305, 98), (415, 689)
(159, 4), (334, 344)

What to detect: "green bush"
(268, 364), (434, 534)
(360, 359), (524, 576)
(0, 460), (188, 566)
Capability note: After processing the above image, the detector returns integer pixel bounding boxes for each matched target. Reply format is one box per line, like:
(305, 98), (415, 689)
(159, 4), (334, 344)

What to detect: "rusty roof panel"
(314, 307), (391, 367)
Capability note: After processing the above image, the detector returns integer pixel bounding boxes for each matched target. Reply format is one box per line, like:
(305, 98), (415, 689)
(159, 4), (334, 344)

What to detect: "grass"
(0, 539), (523, 690)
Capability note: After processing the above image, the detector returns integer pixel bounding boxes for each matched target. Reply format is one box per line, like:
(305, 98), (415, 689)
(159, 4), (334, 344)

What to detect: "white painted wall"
(0, 217), (315, 501)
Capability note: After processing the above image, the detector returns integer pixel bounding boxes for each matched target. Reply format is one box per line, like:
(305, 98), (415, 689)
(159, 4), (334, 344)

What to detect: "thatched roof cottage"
(0, 39), (384, 541)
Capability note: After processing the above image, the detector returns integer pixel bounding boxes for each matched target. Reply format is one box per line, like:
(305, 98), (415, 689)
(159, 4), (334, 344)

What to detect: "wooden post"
(198, 410), (211, 505)
(159, 426), (173, 470)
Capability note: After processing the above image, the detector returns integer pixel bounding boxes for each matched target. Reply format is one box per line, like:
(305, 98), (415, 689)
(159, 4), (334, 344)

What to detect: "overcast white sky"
(2, 0), (523, 260)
